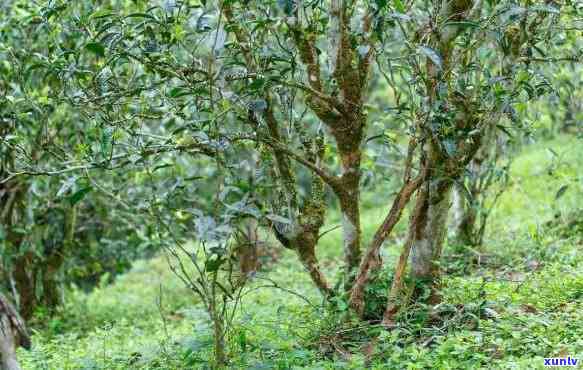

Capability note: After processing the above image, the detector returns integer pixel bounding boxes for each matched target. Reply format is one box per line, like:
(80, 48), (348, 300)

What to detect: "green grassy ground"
(20, 135), (583, 369)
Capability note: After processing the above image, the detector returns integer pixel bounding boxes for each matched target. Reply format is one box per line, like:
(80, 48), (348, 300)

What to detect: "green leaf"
(375, 0), (388, 9)
(124, 12), (158, 21)
(555, 185), (569, 200)
(418, 46), (442, 70)
(68, 187), (92, 206)
(85, 42), (105, 57)
(393, 0), (405, 13)
(205, 257), (225, 272)
(444, 21), (480, 30)
(44, 4), (67, 20)
(248, 77), (266, 91)
(89, 10), (114, 20)
(168, 86), (191, 98)
(496, 124), (513, 137)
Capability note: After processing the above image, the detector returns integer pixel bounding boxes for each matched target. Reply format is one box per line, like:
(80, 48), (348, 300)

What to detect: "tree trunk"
(409, 175), (453, 303)
(339, 192), (361, 276)
(1, 181), (36, 321)
(207, 271), (226, 368)
(41, 262), (62, 309)
(0, 294), (29, 370)
(382, 176), (429, 325)
(451, 183), (475, 246)
(237, 218), (259, 282)
(338, 149), (362, 277)
(349, 172), (423, 316)
(295, 231), (333, 297)
(212, 316), (225, 369)
(11, 254), (36, 322)
(0, 315), (22, 370)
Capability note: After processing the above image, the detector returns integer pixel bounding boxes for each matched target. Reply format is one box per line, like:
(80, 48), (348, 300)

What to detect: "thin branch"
(262, 138), (341, 192)
(0, 141), (215, 184)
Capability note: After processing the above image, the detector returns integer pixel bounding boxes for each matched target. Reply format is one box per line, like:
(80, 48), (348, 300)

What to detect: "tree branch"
(349, 155), (424, 316)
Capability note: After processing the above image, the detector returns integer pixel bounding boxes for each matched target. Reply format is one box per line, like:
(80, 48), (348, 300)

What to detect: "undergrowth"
(19, 135), (583, 369)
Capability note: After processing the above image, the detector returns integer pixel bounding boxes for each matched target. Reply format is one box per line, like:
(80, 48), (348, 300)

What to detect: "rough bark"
(381, 168), (431, 324)
(338, 189), (361, 276)
(288, 0), (372, 280)
(295, 230), (333, 297)
(209, 301), (226, 369)
(390, 0), (475, 308)
(0, 293), (30, 370)
(226, 0), (375, 293)
(451, 183), (476, 246)
(0, 316), (21, 370)
(1, 179), (34, 321)
(42, 205), (77, 309)
(409, 179), (453, 289)
(11, 254), (36, 322)
(236, 218), (260, 282)
(336, 132), (364, 276)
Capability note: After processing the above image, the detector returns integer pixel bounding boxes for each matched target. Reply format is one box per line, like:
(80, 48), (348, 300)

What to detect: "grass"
(19, 134), (583, 369)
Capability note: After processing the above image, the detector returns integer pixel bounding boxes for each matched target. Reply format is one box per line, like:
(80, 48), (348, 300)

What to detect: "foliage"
(16, 135), (583, 369)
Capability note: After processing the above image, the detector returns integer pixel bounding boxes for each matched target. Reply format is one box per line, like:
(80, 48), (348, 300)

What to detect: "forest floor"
(20, 135), (583, 370)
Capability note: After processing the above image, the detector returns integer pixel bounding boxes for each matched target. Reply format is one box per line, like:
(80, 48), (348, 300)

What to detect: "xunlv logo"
(544, 357), (579, 367)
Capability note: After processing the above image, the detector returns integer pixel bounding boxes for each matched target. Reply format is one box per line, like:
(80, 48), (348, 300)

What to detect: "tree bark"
(0, 315), (22, 370)
(339, 191), (361, 276)
(382, 175), (429, 325)
(349, 174), (423, 316)
(451, 183), (475, 246)
(11, 253), (36, 322)
(338, 149), (363, 277)
(409, 176), (453, 302)
(0, 294), (29, 370)
(209, 303), (226, 369)
(237, 218), (259, 282)
(296, 236), (333, 297)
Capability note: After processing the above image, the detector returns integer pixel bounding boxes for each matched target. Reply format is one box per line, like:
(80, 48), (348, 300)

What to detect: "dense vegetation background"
(0, 0), (581, 369)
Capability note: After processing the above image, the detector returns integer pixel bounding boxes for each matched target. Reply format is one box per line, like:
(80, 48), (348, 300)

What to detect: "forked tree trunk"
(349, 165), (423, 316)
